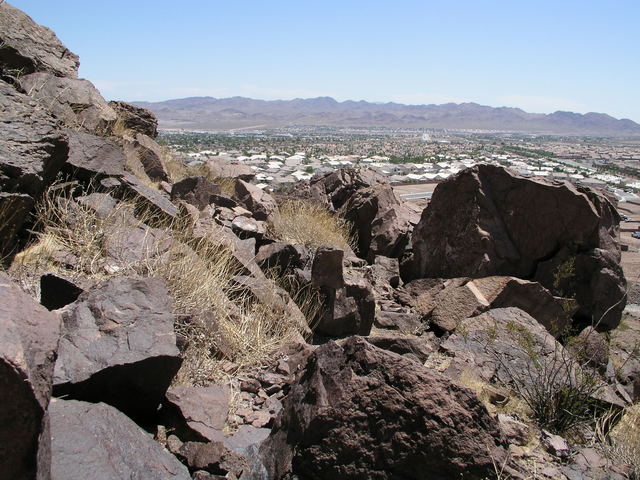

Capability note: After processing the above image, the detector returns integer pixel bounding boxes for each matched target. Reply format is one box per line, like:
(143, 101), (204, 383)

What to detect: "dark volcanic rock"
(50, 399), (190, 480)
(118, 172), (180, 219)
(0, 80), (68, 253)
(124, 133), (169, 182)
(340, 183), (413, 260)
(311, 246), (344, 289)
(53, 277), (182, 424)
(407, 165), (625, 330)
(164, 385), (230, 442)
(171, 176), (221, 210)
(0, 272), (61, 480)
(255, 242), (310, 274)
(65, 130), (126, 179)
(0, 2), (80, 78)
(264, 337), (506, 479)
(234, 180), (278, 221)
(18, 72), (117, 134)
(309, 167), (386, 210)
(108, 101), (159, 138)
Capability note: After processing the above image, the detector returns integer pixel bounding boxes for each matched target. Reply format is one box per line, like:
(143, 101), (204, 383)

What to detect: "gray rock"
(0, 272), (61, 480)
(0, 2), (79, 77)
(50, 399), (190, 480)
(65, 130), (126, 179)
(108, 101), (158, 138)
(53, 277), (182, 424)
(18, 72), (116, 134)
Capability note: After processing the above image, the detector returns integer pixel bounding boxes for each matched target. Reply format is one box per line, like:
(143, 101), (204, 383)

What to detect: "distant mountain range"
(132, 96), (640, 136)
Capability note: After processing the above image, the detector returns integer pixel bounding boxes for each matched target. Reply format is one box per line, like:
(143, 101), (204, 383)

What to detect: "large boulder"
(164, 385), (230, 442)
(264, 337), (506, 479)
(407, 165), (625, 330)
(340, 184), (413, 260)
(0, 273), (61, 480)
(50, 399), (191, 480)
(0, 2), (80, 78)
(129, 133), (169, 181)
(0, 80), (68, 254)
(108, 101), (158, 138)
(171, 176), (221, 210)
(53, 277), (182, 425)
(18, 72), (117, 134)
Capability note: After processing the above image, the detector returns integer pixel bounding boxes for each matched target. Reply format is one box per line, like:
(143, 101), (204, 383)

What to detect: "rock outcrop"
(0, 273), (61, 480)
(407, 165), (626, 329)
(50, 399), (191, 480)
(264, 337), (506, 479)
(0, 2), (80, 78)
(53, 277), (182, 424)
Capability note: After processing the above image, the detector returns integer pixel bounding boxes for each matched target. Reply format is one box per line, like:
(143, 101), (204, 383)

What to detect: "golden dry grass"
(599, 405), (640, 478)
(268, 199), (355, 252)
(10, 183), (311, 386)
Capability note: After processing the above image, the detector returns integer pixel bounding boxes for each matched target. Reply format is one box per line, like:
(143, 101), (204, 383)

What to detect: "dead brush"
(596, 406), (640, 479)
(163, 154), (236, 195)
(17, 183), (312, 385)
(268, 199), (356, 251)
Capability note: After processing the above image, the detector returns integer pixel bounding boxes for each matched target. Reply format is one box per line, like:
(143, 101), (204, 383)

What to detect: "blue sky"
(9, 0), (640, 121)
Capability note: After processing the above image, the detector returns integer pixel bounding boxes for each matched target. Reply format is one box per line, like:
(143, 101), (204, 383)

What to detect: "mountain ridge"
(132, 96), (640, 135)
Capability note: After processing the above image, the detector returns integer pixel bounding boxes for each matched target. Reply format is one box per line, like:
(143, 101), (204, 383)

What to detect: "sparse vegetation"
(268, 199), (356, 251)
(10, 182), (311, 385)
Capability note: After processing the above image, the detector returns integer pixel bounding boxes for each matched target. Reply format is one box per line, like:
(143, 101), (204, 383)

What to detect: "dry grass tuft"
(599, 405), (640, 479)
(11, 182), (311, 386)
(268, 199), (355, 252)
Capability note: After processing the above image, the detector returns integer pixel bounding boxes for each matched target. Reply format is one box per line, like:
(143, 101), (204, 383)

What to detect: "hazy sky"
(9, 0), (640, 121)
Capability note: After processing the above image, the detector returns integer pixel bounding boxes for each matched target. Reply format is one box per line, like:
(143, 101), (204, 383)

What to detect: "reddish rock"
(164, 385), (230, 442)
(234, 180), (277, 221)
(0, 272), (61, 480)
(264, 337), (506, 479)
(407, 165), (625, 330)
(311, 246), (344, 289)
(171, 176), (221, 210)
(108, 101), (158, 138)
(53, 277), (182, 425)
(50, 399), (190, 480)
(130, 133), (169, 181)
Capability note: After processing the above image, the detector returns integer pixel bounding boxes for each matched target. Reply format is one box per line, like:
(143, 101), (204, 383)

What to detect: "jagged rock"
(164, 385), (230, 442)
(108, 101), (158, 138)
(569, 326), (609, 370)
(0, 80), (68, 254)
(255, 242), (310, 274)
(118, 172), (180, 219)
(309, 167), (387, 210)
(320, 274), (375, 337)
(608, 312), (640, 401)
(311, 246), (344, 289)
(205, 157), (255, 181)
(231, 216), (266, 239)
(171, 176), (221, 210)
(40, 273), (84, 310)
(407, 165), (625, 330)
(65, 130), (126, 179)
(18, 72), (117, 134)
(264, 337), (506, 479)
(76, 192), (118, 219)
(125, 133), (169, 182)
(50, 399), (190, 480)
(340, 184), (413, 259)
(0, 272), (61, 480)
(439, 307), (577, 394)
(365, 335), (435, 363)
(53, 277), (182, 424)
(234, 180), (277, 221)
(497, 414), (531, 446)
(0, 2), (79, 78)
(175, 441), (246, 476)
(103, 224), (173, 266)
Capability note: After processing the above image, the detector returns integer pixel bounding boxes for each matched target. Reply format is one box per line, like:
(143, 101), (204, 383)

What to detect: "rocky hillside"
(1, 3), (639, 479)
(133, 96), (640, 136)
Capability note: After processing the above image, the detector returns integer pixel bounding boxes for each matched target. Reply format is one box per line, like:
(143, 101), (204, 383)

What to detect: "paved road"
(398, 192), (433, 200)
